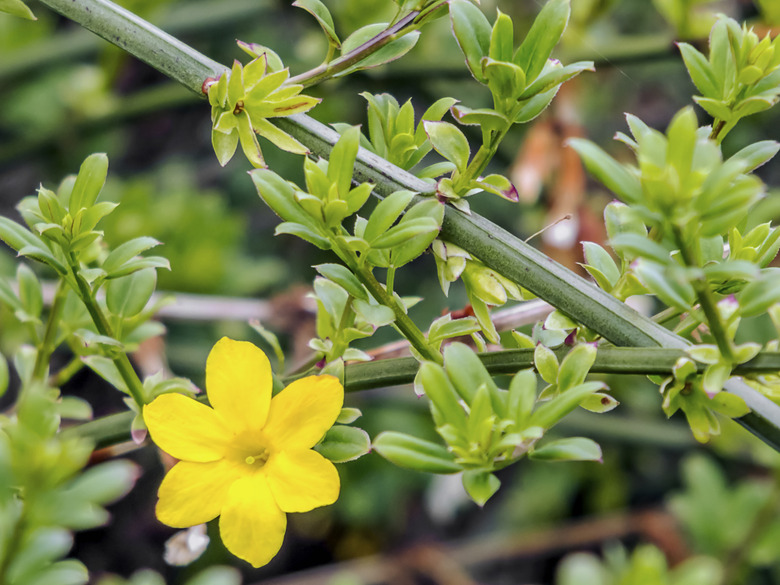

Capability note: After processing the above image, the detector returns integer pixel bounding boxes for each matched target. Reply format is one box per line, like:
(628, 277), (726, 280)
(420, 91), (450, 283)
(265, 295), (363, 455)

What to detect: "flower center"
(244, 448), (269, 466)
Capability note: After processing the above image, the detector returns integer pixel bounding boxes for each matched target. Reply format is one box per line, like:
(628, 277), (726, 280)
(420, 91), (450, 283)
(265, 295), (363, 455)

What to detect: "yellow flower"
(143, 337), (343, 567)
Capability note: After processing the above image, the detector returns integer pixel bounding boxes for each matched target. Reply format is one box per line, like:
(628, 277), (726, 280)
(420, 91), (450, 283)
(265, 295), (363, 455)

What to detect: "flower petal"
(264, 375), (344, 450)
(206, 337), (273, 431)
(219, 473), (286, 568)
(144, 393), (230, 462)
(266, 449), (340, 513)
(156, 459), (246, 528)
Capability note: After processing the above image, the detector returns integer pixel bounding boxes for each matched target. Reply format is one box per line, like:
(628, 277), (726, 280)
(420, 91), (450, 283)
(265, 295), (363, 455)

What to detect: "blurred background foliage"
(1, 0), (780, 583)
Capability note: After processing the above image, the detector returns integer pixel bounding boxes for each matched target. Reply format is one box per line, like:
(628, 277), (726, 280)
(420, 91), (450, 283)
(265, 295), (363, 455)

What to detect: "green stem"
(673, 226), (736, 362)
(40, 0), (780, 448)
(32, 280), (68, 382)
(67, 347), (780, 448)
(710, 118), (727, 142)
(353, 260), (442, 365)
(50, 356), (85, 388)
(66, 254), (146, 407)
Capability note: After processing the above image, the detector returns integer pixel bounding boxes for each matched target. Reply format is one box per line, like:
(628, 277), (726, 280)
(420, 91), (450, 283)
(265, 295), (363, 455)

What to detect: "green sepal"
(373, 431), (462, 473)
(462, 469), (500, 506)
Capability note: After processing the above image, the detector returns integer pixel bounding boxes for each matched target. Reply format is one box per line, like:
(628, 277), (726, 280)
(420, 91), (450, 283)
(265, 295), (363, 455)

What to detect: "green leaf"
(363, 190), (416, 243)
(390, 199), (444, 266)
(327, 125), (361, 198)
(484, 59), (526, 100)
(293, 0), (340, 47)
(534, 344), (559, 385)
(557, 343), (597, 392)
(634, 261), (695, 311)
(528, 382), (606, 429)
(102, 237), (161, 275)
(444, 342), (501, 412)
(728, 140), (780, 173)
(449, 0), (491, 82)
(507, 369), (537, 428)
(417, 361), (468, 431)
(315, 264), (367, 300)
(185, 567), (242, 585)
(0, 0), (35, 19)
(373, 431), (462, 473)
(462, 470), (501, 506)
(567, 138), (642, 204)
(514, 85), (559, 123)
(679, 43), (719, 98)
(610, 233), (670, 264)
(665, 107), (698, 179)
(582, 242), (620, 288)
(336, 407), (362, 424)
(513, 0), (570, 82)
(450, 105), (510, 133)
(251, 169), (322, 231)
(315, 425), (371, 462)
(579, 392), (619, 413)
(106, 256), (170, 279)
(337, 24), (420, 76)
(530, 437), (602, 462)
(17, 264), (42, 320)
(7, 530), (75, 583)
(105, 268), (157, 318)
(81, 355), (129, 394)
(353, 299), (395, 328)
(69, 153), (108, 212)
(428, 314), (481, 345)
(738, 274), (780, 317)
(519, 60), (593, 100)
(370, 217), (439, 249)
(423, 121), (470, 172)
(68, 460), (138, 504)
(489, 10), (514, 62)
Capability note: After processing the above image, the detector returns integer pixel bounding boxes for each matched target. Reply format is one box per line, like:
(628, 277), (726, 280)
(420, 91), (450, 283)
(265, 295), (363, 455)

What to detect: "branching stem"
(66, 254), (146, 407)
